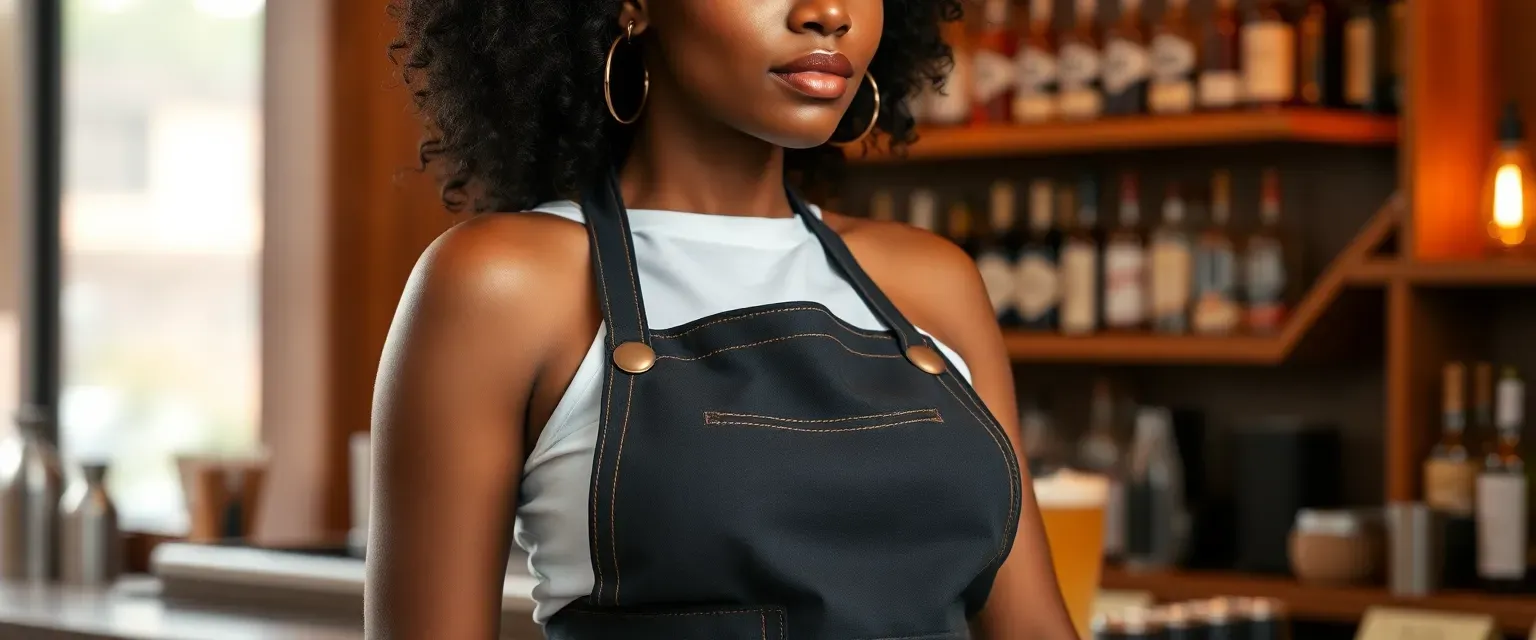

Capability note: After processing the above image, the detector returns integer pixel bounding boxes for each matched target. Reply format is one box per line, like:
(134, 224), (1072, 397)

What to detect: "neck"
(618, 77), (792, 219)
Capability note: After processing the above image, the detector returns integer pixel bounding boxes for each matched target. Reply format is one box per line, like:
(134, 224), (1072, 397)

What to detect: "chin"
(748, 114), (848, 151)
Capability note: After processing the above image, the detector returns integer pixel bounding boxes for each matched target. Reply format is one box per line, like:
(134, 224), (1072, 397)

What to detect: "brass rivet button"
(612, 341), (656, 374)
(905, 345), (946, 375)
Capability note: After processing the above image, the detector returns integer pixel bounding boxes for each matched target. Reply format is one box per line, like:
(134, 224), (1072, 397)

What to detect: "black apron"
(544, 172), (1022, 640)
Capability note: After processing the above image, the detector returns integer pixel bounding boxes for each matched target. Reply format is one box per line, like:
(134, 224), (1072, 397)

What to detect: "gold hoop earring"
(604, 21), (649, 125)
(828, 73), (880, 147)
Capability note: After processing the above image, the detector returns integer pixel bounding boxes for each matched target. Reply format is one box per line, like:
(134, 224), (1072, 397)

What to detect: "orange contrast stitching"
(933, 371), (1018, 565)
(614, 205), (647, 341)
(610, 375), (635, 603)
(584, 217), (615, 349)
(705, 416), (943, 433)
(655, 333), (902, 363)
(704, 408), (937, 425)
(652, 306), (891, 340)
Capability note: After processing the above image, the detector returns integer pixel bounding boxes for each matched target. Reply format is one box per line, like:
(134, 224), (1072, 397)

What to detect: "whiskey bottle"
(946, 200), (981, 257)
(1103, 0), (1150, 116)
(1017, 179), (1062, 330)
(1150, 184), (1193, 334)
(1060, 175), (1103, 335)
(1243, 0), (1297, 107)
(1058, 0), (1105, 120)
(1104, 173), (1148, 331)
(1199, 0), (1243, 111)
(869, 190), (896, 223)
(1426, 362), (1477, 518)
(972, 0), (1018, 124)
(908, 189), (939, 233)
(1475, 362), (1496, 458)
(977, 181), (1024, 326)
(1149, 0), (1197, 115)
(1476, 367), (1529, 590)
(926, 20), (974, 126)
(1296, 0), (1342, 107)
(1244, 169), (1288, 333)
(1192, 171), (1241, 335)
(1342, 0), (1377, 110)
(1079, 377), (1127, 560)
(1013, 0), (1059, 123)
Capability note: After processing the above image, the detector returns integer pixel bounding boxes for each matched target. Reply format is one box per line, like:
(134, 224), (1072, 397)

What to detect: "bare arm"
(364, 218), (563, 638)
(839, 217), (1078, 640)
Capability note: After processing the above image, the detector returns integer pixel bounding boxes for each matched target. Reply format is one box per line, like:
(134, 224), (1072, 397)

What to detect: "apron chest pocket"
(702, 408), (943, 434)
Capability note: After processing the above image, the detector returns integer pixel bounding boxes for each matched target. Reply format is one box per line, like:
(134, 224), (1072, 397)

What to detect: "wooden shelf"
(1002, 332), (1283, 365)
(847, 109), (1399, 163)
(1101, 567), (1536, 633)
(1348, 258), (1536, 286)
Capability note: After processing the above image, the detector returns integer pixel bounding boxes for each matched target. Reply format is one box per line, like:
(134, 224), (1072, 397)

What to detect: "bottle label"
(1059, 43), (1101, 89)
(1150, 238), (1192, 318)
(1104, 242), (1146, 326)
(927, 54), (973, 124)
(1192, 246), (1238, 334)
(1198, 71), (1241, 108)
(1151, 34), (1196, 81)
(1425, 459), (1478, 516)
(974, 48), (1017, 104)
(1242, 22), (1297, 102)
(1476, 473), (1529, 579)
(1244, 240), (1285, 302)
(1015, 252), (1060, 320)
(1060, 242), (1098, 333)
(1344, 17), (1375, 106)
(1013, 48), (1059, 121)
(977, 252), (1019, 315)
(1102, 39), (1150, 95)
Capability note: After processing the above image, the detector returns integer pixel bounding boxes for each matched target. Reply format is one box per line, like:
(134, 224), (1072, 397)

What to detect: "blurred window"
(61, 0), (264, 532)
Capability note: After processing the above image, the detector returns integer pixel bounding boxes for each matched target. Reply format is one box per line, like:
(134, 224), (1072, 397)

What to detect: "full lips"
(772, 72), (850, 100)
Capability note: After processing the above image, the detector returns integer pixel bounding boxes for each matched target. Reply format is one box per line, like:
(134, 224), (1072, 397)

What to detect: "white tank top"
(513, 200), (973, 623)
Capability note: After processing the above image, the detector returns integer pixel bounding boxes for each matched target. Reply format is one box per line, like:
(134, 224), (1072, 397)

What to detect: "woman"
(366, 0), (1078, 638)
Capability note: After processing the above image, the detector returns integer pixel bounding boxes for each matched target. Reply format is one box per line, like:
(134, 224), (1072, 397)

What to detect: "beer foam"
(1031, 470), (1109, 508)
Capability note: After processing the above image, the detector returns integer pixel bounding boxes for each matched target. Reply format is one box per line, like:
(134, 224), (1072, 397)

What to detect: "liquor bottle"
(1199, 0), (1243, 111)
(1060, 175), (1102, 335)
(1383, 0), (1406, 112)
(1017, 179), (1062, 330)
(1341, 0), (1377, 110)
(1244, 169), (1288, 333)
(1149, 0), (1197, 115)
(946, 201), (981, 257)
(1150, 184), (1193, 334)
(977, 181), (1023, 326)
(1124, 406), (1188, 569)
(972, 0), (1018, 124)
(1058, 0), (1105, 120)
(1476, 367), (1528, 590)
(1243, 0), (1297, 108)
(1193, 171), (1241, 335)
(1013, 0), (1059, 123)
(1295, 0), (1341, 107)
(1021, 394), (1066, 476)
(1102, 0), (1150, 116)
(1425, 363), (1477, 518)
(908, 189), (939, 233)
(926, 20), (974, 126)
(1474, 362), (1496, 457)
(1104, 173), (1148, 331)
(869, 190), (896, 223)
(1078, 378), (1127, 560)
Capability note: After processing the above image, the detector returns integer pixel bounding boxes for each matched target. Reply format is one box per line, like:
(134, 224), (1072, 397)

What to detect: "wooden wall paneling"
(1404, 0), (1495, 261)
(327, 0), (457, 533)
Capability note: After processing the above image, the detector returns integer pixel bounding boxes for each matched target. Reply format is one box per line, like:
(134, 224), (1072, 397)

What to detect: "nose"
(788, 0), (853, 37)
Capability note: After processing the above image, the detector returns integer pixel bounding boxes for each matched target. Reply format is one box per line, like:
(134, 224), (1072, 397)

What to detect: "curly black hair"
(390, 0), (963, 213)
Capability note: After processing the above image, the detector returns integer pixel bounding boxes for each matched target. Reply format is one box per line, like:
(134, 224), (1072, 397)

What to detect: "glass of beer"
(1034, 469), (1109, 639)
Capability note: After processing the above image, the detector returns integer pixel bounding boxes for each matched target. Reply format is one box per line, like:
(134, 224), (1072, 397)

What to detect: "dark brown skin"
(365, 1), (1078, 638)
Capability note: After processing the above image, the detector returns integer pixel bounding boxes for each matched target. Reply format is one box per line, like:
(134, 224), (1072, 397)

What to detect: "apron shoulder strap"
(580, 169), (651, 347)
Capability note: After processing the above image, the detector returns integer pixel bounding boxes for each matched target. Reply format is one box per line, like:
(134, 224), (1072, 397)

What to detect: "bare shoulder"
(392, 211), (592, 357)
(821, 212), (996, 350)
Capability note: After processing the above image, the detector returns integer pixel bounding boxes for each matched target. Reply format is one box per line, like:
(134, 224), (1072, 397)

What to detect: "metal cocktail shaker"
(59, 462), (121, 585)
(0, 407), (65, 580)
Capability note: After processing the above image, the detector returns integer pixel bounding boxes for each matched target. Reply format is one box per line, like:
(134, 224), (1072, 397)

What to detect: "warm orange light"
(1483, 103), (1536, 255)
(1492, 163), (1527, 246)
